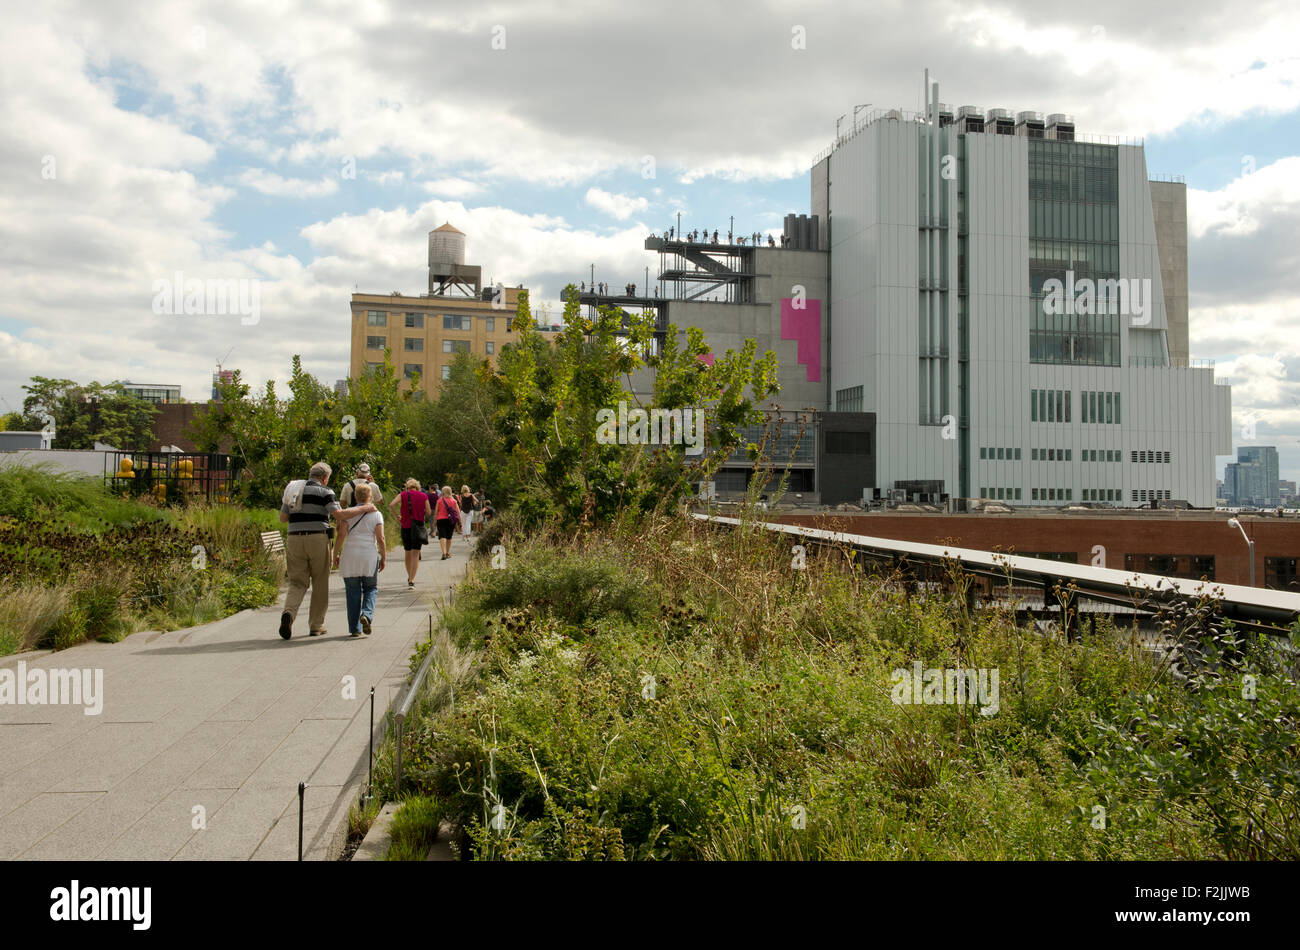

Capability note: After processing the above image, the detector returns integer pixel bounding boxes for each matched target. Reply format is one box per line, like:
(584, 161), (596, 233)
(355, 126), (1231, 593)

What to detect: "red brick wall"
(150, 403), (230, 453)
(773, 513), (1300, 588)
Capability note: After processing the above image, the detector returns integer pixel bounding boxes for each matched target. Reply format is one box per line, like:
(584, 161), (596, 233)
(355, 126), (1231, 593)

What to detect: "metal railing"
(691, 513), (1300, 635)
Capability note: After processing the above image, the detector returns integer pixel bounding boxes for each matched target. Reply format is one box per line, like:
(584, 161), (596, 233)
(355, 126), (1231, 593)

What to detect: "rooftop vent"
(1016, 110), (1046, 138)
(1047, 113), (1075, 141)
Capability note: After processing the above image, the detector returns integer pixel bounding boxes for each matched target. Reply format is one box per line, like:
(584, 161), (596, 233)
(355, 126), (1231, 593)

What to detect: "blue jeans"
(343, 571), (378, 634)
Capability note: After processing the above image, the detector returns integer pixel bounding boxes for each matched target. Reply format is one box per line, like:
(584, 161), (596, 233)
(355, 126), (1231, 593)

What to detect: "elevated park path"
(0, 544), (469, 860)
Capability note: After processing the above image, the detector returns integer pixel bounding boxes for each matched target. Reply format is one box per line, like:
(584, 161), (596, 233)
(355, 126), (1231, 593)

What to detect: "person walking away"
(338, 462), (383, 509)
(388, 478), (430, 589)
(279, 461), (375, 639)
(433, 485), (461, 560)
(334, 482), (385, 637)
(459, 485), (477, 541)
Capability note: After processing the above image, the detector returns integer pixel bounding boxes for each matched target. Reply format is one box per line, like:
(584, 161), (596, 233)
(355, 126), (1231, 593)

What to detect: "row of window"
(1030, 389), (1071, 422)
(982, 447), (1153, 464)
(1030, 488), (1074, 501)
(1125, 554), (1215, 581)
(1132, 450), (1171, 464)
(364, 311), (495, 332)
(1133, 489), (1172, 502)
(1081, 488), (1122, 501)
(367, 337), (495, 355)
(1080, 391), (1122, 424)
(366, 363), (456, 382)
(980, 487), (1022, 500)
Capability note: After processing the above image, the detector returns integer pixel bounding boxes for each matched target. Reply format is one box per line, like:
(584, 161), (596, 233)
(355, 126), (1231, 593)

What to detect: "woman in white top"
(332, 482), (386, 637)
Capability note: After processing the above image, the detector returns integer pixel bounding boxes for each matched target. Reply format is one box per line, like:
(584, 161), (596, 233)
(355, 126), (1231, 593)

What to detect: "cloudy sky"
(1, 0), (1297, 482)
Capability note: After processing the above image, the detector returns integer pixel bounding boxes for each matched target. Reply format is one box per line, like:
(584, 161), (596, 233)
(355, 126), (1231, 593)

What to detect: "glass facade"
(1028, 139), (1121, 366)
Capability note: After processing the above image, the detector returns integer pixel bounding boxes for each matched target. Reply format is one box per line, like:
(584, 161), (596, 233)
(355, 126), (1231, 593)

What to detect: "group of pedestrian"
(389, 480), (488, 589)
(277, 460), (491, 642)
(667, 228), (778, 248)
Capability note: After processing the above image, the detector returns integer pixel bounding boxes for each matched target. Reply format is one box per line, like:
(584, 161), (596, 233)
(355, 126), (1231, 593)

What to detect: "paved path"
(0, 539), (471, 860)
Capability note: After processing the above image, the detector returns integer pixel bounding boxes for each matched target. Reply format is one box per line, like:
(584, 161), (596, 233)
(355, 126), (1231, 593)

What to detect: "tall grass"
(384, 514), (1297, 861)
(0, 464), (282, 654)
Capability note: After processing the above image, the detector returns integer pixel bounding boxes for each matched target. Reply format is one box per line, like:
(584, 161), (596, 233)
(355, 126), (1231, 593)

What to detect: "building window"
(826, 431), (872, 455)
(405, 313), (424, 329)
(1266, 557), (1299, 592)
(997, 447), (1004, 460)
(443, 314), (472, 331)
(366, 362), (382, 376)
(366, 336), (385, 349)
(981, 447), (988, 460)
(1014, 448), (1021, 460)
(486, 341), (495, 355)
(442, 339), (470, 353)
(366, 311), (387, 326)
(441, 365), (451, 380)
(486, 317), (495, 332)
(835, 386), (864, 413)
(403, 364), (422, 380)
(404, 338), (423, 352)
(1125, 554), (1215, 581)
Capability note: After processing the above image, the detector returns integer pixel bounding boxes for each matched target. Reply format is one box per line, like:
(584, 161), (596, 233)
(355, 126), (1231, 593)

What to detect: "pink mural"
(780, 298), (821, 382)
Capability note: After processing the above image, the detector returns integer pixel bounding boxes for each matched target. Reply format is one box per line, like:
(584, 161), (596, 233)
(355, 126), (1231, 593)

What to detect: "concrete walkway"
(0, 538), (471, 860)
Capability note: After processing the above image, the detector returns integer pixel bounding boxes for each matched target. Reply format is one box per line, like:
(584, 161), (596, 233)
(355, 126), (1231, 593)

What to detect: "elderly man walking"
(338, 461), (383, 508)
(279, 461), (375, 639)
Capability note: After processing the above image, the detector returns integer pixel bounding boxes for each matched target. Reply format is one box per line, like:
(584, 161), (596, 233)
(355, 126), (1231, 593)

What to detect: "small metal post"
(297, 781), (305, 861)
(394, 716), (404, 794)
(367, 686), (375, 800)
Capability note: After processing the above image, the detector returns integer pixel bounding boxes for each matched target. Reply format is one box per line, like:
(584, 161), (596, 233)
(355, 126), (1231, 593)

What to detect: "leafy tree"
(495, 286), (778, 528)
(186, 353), (416, 505)
(19, 377), (158, 449)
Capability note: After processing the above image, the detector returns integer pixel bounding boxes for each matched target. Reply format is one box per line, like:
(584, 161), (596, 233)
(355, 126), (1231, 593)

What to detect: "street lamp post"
(1227, 517), (1255, 587)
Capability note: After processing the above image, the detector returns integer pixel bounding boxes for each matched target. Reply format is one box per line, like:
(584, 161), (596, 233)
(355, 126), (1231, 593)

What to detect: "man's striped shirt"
(281, 478), (340, 533)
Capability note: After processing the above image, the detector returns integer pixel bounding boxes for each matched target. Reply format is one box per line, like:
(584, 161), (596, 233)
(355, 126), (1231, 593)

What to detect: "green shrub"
(72, 578), (128, 641)
(0, 582), (68, 654)
(218, 573), (278, 613)
(42, 603), (89, 651)
(385, 796), (444, 861)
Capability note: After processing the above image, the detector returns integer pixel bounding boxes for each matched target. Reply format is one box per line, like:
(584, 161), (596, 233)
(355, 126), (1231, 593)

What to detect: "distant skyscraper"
(1224, 445), (1280, 506)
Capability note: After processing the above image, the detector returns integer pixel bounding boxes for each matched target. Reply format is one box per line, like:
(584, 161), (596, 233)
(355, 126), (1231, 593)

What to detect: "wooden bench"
(260, 530), (286, 556)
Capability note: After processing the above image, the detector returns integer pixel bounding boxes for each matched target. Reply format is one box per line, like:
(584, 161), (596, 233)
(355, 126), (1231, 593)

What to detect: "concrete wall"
(1149, 181), (1189, 365)
(661, 246), (829, 413)
(0, 450), (111, 477)
(0, 432), (43, 451)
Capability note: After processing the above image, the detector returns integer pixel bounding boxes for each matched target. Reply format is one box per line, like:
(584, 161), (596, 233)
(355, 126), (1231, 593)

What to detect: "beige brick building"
(348, 223), (531, 391)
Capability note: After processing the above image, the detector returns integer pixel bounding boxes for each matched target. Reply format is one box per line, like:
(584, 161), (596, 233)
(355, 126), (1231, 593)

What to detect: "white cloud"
(421, 178), (483, 198)
(584, 187), (648, 220)
(238, 168), (340, 198)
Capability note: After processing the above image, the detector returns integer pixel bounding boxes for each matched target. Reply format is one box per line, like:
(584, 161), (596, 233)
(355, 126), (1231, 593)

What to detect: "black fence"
(103, 451), (239, 504)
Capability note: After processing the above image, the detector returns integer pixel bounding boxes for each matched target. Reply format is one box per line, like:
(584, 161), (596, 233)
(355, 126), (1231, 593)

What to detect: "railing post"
(367, 686), (375, 801)
(297, 781), (305, 861)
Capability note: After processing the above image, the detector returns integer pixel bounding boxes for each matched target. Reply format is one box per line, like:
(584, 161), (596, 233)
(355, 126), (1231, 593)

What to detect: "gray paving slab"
(0, 541), (471, 860)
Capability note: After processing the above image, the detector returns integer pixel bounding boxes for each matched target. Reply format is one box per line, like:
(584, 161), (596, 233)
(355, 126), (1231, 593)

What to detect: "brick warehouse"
(774, 511), (1300, 590)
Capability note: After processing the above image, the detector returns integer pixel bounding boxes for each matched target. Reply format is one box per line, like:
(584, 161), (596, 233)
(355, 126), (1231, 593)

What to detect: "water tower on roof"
(427, 222), (482, 296)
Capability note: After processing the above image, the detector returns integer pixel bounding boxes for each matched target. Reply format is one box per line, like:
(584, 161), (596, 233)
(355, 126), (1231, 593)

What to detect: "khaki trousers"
(284, 532), (331, 632)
